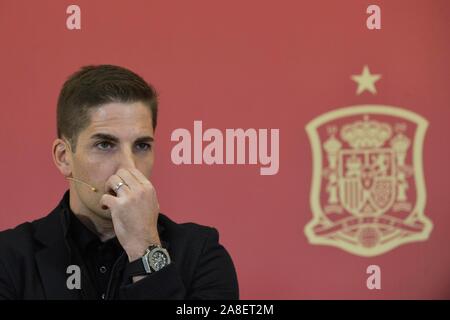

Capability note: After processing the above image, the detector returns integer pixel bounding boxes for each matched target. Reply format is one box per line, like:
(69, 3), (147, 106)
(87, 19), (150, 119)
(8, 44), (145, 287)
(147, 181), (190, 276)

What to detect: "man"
(0, 65), (239, 299)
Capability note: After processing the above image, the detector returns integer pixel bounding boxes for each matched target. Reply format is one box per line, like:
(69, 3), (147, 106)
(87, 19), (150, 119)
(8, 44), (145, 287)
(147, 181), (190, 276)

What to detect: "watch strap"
(124, 256), (147, 279)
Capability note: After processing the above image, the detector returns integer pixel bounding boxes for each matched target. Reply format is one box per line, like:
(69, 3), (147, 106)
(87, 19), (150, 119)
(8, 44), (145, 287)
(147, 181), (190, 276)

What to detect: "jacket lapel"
(33, 206), (81, 299)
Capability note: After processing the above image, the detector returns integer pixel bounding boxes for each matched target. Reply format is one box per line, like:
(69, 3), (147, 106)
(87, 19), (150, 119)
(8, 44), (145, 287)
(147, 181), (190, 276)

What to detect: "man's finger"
(116, 168), (141, 191)
(100, 193), (119, 210)
(128, 168), (151, 186)
(105, 174), (130, 196)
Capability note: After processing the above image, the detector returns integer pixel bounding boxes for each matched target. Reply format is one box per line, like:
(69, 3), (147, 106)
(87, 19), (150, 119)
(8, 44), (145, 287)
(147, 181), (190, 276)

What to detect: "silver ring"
(114, 182), (126, 193)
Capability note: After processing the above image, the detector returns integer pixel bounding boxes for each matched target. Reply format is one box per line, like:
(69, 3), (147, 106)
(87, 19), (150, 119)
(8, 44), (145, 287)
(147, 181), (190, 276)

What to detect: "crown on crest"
(340, 115), (392, 149)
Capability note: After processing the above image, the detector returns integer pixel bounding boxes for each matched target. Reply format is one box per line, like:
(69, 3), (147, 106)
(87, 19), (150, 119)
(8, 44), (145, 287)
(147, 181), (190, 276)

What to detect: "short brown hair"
(57, 64), (158, 151)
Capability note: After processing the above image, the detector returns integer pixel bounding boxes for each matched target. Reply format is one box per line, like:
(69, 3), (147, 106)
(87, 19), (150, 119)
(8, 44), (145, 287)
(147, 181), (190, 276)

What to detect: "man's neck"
(69, 190), (116, 242)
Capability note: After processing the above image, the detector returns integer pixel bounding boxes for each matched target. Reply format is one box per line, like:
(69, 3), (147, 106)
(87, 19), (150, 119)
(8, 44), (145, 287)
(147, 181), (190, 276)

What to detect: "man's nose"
(116, 148), (137, 170)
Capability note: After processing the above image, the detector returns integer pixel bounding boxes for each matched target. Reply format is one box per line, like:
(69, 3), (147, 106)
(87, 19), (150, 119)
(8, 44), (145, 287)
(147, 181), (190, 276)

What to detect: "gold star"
(351, 65), (381, 95)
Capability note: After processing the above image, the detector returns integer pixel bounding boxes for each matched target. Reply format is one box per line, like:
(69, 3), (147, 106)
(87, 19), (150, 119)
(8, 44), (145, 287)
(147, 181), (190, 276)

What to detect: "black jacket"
(0, 191), (239, 300)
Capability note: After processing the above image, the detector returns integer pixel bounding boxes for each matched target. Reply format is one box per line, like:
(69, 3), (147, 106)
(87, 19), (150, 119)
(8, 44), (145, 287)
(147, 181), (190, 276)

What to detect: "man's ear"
(52, 138), (72, 177)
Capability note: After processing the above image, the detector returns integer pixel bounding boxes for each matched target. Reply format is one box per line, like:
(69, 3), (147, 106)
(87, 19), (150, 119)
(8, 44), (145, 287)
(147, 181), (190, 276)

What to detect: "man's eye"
(136, 143), (151, 151)
(95, 141), (114, 150)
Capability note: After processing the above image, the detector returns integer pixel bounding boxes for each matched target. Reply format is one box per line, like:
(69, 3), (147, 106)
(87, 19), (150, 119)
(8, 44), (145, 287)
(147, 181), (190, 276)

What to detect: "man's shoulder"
(0, 221), (37, 264)
(158, 213), (221, 245)
(157, 213), (231, 276)
(0, 209), (59, 253)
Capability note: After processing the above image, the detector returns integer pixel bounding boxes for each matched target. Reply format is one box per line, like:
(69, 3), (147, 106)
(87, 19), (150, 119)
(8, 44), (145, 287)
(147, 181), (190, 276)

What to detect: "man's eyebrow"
(135, 136), (155, 143)
(90, 133), (154, 143)
(90, 133), (119, 142)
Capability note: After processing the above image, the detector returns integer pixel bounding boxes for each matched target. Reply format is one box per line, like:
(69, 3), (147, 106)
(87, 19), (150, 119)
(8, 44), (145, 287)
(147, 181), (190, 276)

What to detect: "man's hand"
(100, 168), (161, 262)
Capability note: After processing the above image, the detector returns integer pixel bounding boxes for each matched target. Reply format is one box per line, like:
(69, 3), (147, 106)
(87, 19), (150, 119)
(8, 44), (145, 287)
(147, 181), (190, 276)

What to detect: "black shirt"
(65, 206), (125, 299)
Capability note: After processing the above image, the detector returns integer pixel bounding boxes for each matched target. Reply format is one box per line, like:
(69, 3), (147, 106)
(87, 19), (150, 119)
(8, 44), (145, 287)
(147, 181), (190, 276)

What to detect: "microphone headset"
(62, 139), (98, 193)
(66, 177), (98, 192)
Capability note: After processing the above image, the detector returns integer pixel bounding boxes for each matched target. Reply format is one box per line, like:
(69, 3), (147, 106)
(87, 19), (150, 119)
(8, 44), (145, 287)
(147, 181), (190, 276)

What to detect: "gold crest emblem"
(305, 105), (432, 257)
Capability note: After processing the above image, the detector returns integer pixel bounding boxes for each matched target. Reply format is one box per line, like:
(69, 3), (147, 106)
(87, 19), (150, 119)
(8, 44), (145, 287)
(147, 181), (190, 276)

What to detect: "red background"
(0, 0), (449, 299)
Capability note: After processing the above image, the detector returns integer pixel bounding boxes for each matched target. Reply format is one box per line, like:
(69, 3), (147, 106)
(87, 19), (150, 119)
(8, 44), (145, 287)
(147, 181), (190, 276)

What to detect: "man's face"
(68, 101), (155, 219)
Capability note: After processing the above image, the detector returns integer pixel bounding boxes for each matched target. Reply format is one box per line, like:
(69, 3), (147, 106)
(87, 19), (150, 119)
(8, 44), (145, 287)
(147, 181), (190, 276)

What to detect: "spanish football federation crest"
(304, 105), (433, 257)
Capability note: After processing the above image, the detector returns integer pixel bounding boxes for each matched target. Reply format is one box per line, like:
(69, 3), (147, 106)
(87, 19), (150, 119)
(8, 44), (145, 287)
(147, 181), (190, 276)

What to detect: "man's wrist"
(126, 236), (161, 262)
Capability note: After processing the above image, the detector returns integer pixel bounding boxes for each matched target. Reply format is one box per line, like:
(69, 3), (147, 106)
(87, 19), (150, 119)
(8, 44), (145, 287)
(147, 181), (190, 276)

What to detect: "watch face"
(148, 249), (169, 271)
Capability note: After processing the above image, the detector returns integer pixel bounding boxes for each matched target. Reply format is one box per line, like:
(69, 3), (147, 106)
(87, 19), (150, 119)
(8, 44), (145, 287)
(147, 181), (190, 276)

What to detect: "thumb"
(100, 193), (118, 210)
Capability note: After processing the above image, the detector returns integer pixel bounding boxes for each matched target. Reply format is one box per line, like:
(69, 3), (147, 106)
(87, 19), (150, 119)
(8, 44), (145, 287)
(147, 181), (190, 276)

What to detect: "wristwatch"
(125, 244), (171, 279)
